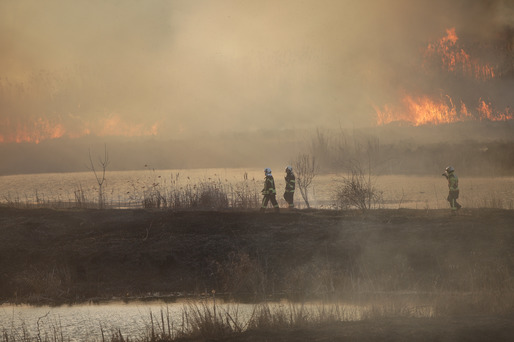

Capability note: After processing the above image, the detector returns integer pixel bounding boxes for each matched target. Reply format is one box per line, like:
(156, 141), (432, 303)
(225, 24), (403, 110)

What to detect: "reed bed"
(2, 289), (513, 342)
(139, 172), (261, 210)
(1, 172), (262, 210)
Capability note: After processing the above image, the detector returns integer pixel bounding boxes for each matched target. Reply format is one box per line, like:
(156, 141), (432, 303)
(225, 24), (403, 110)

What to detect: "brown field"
(1, 207), (513, 341)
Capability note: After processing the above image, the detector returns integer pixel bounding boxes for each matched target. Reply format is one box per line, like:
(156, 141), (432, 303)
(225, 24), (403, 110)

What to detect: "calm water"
(0, 299), (238, 341)
(0, 168), (513, 209)
(0, 299), (432, 341)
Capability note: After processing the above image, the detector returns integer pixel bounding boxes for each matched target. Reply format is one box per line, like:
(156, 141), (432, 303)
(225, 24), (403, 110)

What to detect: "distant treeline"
(309, 122), (514, 176)
(312, 134), (514, 176)
(0, 122), (513, 176)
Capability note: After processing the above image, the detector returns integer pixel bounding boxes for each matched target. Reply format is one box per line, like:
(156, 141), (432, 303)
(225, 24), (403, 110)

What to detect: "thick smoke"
(0, 0), (512, 143)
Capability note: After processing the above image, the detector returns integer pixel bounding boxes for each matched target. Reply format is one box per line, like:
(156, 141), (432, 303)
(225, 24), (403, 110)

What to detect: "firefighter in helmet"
(442, 166), (462, 211)
(260, 168), (279, 212)
(283, 166), (295, 208)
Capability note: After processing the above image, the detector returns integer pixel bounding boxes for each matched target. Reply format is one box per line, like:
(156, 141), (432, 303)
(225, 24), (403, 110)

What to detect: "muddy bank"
(0, 207), (513, 308)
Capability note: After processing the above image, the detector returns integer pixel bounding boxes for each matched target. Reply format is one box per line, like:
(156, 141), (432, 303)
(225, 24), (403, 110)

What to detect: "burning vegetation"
(0, 69), (160, 144)
(375, 27), (513, 126)
(0, 113), (158, 144)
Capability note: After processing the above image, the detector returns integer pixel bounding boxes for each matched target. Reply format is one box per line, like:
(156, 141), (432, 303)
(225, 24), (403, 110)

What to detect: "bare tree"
(89, 144), (109, 209)
(293, 153), (318, 208)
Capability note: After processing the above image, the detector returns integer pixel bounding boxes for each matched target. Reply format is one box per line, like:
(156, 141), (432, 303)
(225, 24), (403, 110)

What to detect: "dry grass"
(465, 195), (514, 210)
(140, 173), (260, 210)
(2, 172), (261, 210)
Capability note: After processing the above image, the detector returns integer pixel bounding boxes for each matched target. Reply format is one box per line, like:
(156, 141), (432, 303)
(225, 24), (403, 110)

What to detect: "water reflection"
(1, 300), (201, 341)
(0, 299), (434, 341)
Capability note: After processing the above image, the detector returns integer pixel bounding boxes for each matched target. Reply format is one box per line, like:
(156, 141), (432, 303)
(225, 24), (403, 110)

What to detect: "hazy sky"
(1, 0), (513, 143)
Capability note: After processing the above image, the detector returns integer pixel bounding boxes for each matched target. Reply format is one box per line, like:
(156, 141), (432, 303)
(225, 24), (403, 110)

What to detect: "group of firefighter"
(260, 165), (461, 213)
(260, 166), (295, 213)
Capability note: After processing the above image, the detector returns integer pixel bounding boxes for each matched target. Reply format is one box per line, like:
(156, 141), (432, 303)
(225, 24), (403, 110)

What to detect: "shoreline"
(1, 207), (513, 340)
(1, 207), (513, 306)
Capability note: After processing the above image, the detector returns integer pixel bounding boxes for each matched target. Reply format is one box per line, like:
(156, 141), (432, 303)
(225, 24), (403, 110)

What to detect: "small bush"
(333, 168), (383, 210)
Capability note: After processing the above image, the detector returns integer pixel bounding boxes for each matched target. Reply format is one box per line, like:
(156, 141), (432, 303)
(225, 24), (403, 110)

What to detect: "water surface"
(0, 168), (513, 209)
(0, 299), (433, 341)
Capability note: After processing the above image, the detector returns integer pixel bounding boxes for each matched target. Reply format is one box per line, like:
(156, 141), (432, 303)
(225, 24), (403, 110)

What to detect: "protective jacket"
(444, 171), (461, 211)
(447, 172), (459, 192)
(262, 176), (277, 195)
(285, 173), (295, 193)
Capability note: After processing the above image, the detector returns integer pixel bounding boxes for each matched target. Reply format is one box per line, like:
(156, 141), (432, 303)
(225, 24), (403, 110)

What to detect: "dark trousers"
(283, 192), (294, 207)
(261, 194), (279, 209)
(447, 190), (461, 210)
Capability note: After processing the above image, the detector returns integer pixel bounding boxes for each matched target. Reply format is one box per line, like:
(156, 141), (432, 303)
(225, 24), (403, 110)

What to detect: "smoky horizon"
(0, 0), (513, 175)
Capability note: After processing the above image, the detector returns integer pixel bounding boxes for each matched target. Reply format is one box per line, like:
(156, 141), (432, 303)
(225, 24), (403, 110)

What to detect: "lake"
(0, 298), (433, 341)
(0, 168), (513, 209)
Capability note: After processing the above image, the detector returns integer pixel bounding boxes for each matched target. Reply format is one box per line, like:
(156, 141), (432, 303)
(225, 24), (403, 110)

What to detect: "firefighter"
(260, 168), (279, 212)
(283, 165), (295, 208)
(442, 166), (462, 211)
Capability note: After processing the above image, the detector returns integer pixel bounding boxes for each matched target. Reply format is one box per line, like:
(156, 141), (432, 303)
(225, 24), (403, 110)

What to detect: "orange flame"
(424, 28), (496, 80)
(376, 94), (513, 126)
(478, 100), (512, 122)
(0, 118), (66, 144)
(0, 116), (159, 144)
(98, 114), (159, 137)
(376, 28), (511, 126)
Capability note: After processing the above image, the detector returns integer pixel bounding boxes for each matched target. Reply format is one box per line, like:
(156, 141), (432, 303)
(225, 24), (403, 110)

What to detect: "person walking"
(283, 165), (296, 209)
(260, 168), (279, 212)
(442, 166), (462, 211)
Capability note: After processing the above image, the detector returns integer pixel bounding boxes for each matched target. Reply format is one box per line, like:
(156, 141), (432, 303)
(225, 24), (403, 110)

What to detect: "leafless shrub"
(293, 153), (319, 208)
(88, 144), (110, 209)
(333, 165), (383, 210)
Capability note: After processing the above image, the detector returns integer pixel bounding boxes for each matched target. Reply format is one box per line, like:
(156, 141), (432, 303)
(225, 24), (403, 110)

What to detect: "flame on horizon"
(0, 115), (159, 144)
(376, 28), (512, 126)
(0, 118), (66, 144)
(376, 95), (512, 126)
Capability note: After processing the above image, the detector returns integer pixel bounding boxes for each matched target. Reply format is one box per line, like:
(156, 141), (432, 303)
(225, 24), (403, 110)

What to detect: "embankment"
(0, 207), (513, 311)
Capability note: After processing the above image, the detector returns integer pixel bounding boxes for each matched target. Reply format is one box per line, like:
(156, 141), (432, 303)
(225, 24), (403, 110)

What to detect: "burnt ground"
(1, 207), (514, 340)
